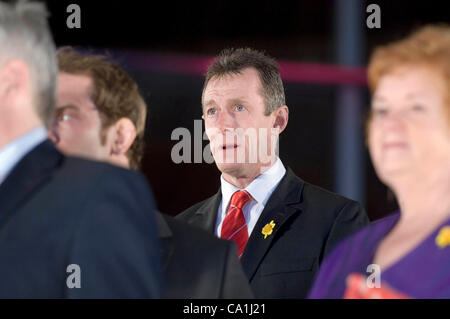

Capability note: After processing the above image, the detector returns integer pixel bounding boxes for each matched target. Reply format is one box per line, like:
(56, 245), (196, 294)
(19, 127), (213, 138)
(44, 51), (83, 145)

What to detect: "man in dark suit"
(176, 48), (369, 298)
(50, 48), (253, 298)
(158, 214), (253, 298)
(0, 1), (161, 298)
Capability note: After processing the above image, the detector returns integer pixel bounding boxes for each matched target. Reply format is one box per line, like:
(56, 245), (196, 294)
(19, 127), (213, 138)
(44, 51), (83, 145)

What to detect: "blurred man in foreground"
(0, 0), (161, 298)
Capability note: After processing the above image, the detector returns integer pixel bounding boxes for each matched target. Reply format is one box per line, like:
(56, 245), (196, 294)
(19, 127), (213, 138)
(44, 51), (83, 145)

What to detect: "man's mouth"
(221, 144), (238, 150)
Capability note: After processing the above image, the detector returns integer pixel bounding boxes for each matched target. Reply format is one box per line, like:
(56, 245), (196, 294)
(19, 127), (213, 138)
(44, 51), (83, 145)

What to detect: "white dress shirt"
(0, 126), (47, 186)
(215, 157), (286, 237)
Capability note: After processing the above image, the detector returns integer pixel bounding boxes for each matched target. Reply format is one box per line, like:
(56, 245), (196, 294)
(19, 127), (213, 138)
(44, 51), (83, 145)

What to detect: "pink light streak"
(124, 52), (367, 86)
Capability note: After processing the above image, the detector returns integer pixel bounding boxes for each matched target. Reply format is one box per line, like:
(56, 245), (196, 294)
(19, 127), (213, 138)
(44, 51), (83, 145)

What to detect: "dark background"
(43, 0), (449, 220)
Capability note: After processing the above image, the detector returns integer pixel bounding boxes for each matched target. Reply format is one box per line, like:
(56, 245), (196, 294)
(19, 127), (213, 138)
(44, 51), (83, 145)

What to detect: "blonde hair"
(368, 25), (450, 111)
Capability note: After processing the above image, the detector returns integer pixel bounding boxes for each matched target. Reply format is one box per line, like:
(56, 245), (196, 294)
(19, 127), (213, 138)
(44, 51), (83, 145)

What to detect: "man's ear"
(0, 59), (30, 103)
(273, 105), (289, 134)
(110, 118), (137, 156)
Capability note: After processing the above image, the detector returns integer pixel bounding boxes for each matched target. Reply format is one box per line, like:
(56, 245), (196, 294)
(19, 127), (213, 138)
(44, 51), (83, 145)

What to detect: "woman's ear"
(273, 105), (289, 134)
(110, 117), (137, 156)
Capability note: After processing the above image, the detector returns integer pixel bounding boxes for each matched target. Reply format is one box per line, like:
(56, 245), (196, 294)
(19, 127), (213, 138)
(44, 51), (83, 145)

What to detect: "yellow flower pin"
(262, 220), (276, 239)
(436, 226), (450, 249)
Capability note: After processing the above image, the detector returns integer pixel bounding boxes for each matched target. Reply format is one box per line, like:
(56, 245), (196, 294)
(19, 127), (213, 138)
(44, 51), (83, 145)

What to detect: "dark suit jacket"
(0, 140), (161, 298)
(177, 168), (369, 298)
(157, 213), (253, 298)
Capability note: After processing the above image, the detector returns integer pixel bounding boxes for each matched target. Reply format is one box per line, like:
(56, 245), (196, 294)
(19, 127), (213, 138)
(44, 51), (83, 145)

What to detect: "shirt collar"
(220, 157), (286, 208)
(0, 126), (47, 185)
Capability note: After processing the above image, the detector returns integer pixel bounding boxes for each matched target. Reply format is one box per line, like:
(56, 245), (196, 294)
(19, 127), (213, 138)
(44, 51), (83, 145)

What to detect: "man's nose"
(216, 110), (235, 132)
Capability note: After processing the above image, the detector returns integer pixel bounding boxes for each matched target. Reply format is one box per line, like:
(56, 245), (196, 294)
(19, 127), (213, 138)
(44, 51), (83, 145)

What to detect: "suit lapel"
(189, 190), (222, 234)
(240, 168), (305, 281)
(156, 213), (175, 271)
(0, 140), (63, 228)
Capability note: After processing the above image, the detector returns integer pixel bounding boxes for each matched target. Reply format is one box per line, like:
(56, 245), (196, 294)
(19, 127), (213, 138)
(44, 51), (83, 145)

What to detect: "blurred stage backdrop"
(45, 0), (449, 220)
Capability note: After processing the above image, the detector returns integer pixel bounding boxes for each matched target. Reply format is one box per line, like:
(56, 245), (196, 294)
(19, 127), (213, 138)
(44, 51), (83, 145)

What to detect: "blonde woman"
(309, 25), (450, 299)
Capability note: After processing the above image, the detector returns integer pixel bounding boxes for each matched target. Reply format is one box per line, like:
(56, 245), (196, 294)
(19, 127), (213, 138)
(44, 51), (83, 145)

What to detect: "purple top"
(308, 212), (450, 298)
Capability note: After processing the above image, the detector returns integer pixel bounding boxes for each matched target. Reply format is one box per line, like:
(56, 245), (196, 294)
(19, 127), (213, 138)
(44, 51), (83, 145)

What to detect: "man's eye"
(57, 112), (72, 122)
(207, 109), (217, 116)
(236, 105), (245, 111)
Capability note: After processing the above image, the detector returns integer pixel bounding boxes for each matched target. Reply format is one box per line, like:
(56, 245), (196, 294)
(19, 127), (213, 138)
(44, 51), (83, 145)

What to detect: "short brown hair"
(368, 24), (450, 112)
(203, 48), (285, 115)
(57, 47), (147, 170)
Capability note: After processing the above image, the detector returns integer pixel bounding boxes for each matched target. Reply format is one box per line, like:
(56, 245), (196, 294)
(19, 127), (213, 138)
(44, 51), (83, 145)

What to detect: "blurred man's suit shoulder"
(0, 140), (161, 298)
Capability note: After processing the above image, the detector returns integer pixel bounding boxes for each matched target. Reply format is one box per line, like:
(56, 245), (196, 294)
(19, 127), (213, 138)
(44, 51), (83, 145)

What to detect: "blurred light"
(121, 52), (367, 86)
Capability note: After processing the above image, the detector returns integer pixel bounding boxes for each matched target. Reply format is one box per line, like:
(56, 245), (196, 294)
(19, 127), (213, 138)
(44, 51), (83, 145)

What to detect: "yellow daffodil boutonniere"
(262, 220), (276, 239)
(436, 226), (450, 249)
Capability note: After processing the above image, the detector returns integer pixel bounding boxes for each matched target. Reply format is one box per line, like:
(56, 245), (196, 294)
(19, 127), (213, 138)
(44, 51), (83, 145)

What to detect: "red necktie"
(221, 190), (251, 258)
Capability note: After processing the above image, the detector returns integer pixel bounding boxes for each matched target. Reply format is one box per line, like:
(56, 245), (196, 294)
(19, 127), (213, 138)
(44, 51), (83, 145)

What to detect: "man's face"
(203, 67), (279, 178)
(50, 72), (111, 161)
